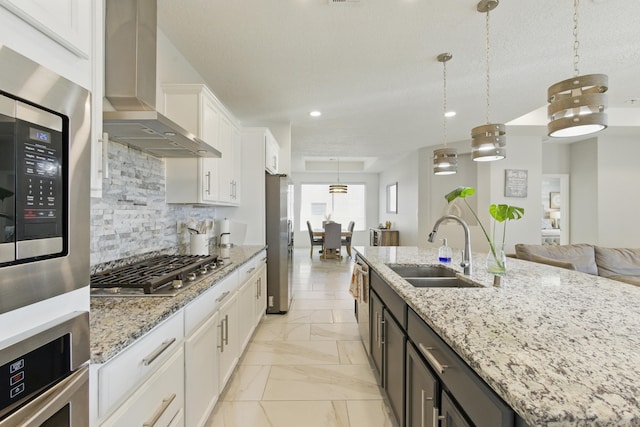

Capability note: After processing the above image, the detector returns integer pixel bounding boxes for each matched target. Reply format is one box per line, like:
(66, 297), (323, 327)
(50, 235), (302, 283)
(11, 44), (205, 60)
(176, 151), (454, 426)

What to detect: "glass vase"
(486, 243), (507, 275)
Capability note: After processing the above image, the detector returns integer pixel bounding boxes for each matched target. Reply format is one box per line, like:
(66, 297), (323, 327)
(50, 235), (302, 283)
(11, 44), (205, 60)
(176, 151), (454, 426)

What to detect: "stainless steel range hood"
(104, 0), (221, 158)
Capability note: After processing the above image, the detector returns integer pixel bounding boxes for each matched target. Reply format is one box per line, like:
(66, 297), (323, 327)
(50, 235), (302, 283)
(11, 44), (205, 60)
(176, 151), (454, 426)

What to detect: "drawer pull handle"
(142, 338), (176, 366)
(216, 290), (231, 303)
(143, 393), (176, 427)
(418, 343), (448, 374)
(246, 267), (256, 275)
(217, 321), (224, 351)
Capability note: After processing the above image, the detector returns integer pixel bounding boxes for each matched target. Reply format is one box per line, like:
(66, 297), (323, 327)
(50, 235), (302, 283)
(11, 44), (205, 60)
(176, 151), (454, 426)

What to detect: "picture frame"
(504, 169), (528, 198)
(550, 192), (561, 209)
(386, 182), (398, 214)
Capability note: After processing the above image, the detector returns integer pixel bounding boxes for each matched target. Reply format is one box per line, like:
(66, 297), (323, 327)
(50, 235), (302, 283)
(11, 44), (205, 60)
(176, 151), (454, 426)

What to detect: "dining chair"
(322, 222), (342, 260)
(341, 221), (355, 258)
(307, 221), (324, 258)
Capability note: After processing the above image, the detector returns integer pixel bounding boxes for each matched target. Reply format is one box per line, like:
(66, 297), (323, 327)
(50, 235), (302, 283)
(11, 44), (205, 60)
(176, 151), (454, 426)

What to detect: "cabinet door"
(184, 312), (219, 427)
(217, 292), (239, 389)
(384, 309), (405, 427)
(255, 263), (267, 324)
(237, 275), (256, 352)
(440, 391), (472, 427)
(201, 158), (219, 202)
(406, 342), (439, 427)
(101, 348), (185, 427)
(216, 115), (233, 203)
(369, 291), (384, 384)
(231, 125), (242, 203)
(201, 93), (221, 151)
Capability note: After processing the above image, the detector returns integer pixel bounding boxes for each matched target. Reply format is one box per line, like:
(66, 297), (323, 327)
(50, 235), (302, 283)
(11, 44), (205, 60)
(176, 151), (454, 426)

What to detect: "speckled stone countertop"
(90, 246), (265, 365)
(354, 246), (640, 427)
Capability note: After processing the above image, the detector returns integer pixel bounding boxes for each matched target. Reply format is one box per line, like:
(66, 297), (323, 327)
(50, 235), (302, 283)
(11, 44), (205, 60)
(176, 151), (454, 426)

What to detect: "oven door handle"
(0, 364), (89, 427)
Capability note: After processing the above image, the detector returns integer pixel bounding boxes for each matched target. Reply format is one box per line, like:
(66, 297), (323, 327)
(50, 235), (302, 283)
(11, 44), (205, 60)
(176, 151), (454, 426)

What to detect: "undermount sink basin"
(404, 277), (479, 288)
(387, 265), (457, 278)
(386, 264), (480, 288)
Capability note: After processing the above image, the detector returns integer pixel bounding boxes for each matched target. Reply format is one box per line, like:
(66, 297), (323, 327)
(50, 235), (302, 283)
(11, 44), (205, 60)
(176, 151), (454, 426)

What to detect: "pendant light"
(471, 0), (506, 162)
(329, 158), (347, 194)
(433, 53), (458, 175)
(547, 0), (608, 138)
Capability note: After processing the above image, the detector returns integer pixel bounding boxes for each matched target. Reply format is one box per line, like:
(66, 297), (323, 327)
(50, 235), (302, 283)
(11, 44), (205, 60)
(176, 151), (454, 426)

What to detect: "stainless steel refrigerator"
(265, 173), (292, 313)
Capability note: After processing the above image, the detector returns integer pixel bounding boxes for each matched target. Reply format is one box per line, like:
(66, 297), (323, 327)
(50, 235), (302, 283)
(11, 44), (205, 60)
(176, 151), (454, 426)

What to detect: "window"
(300, 184), (366, 231)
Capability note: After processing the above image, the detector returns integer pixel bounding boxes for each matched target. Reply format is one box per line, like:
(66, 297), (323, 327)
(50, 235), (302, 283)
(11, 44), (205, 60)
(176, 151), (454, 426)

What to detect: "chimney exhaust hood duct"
(103, 0), (221, 158)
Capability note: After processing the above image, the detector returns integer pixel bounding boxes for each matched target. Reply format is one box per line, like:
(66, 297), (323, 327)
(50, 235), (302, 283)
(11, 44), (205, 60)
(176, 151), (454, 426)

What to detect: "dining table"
(313, 228), (353, 258)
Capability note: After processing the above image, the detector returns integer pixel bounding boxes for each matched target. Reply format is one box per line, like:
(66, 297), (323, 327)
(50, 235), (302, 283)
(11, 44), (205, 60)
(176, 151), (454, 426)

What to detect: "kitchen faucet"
(428, 215), (472, 275)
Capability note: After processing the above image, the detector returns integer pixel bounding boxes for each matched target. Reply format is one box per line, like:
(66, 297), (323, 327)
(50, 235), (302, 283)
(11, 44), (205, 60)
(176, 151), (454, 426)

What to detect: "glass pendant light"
(433, 52), (458, 175)
(547, 0), (608, 138)
(471, 0), (506, 162)
(329, 158), (347, 194)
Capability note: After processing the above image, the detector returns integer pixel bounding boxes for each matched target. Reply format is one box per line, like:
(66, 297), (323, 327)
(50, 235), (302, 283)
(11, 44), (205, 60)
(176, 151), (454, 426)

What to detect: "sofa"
(513, 243), (640, 287)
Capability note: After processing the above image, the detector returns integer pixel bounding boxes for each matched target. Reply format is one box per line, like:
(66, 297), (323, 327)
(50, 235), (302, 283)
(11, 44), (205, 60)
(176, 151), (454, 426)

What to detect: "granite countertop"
(354, 246), (640, 427)
(90, 246), (266, 365)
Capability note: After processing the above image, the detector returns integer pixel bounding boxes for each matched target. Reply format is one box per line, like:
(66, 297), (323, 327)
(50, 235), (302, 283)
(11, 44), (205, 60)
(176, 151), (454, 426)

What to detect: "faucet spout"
(428, 215), (472, 275)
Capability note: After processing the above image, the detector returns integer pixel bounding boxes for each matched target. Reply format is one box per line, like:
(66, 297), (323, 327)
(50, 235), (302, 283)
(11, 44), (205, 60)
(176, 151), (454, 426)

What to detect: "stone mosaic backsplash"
(90, 141), (217, 266)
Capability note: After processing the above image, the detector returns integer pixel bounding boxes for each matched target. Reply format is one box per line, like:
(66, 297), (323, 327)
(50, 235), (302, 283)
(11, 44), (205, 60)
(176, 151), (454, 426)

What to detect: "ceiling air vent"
(328, 0), (361, 3)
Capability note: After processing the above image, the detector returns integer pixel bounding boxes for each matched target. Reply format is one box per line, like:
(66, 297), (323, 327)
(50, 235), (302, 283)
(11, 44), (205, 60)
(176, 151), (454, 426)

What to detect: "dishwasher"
(352, 256), (370, 353)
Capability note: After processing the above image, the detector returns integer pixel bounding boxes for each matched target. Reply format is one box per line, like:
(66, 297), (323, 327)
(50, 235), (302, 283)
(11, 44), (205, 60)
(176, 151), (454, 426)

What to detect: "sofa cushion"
(594, 247), (640, 280)
(515, 244), (598, 275)
(526, 254), (579, 271)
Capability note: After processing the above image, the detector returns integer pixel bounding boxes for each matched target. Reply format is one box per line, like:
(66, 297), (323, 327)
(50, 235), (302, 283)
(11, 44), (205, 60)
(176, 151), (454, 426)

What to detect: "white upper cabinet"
(0, 0), (91, 59)
(163, 84), (240, 206)
(162, 84), (220, 152)
(265, 131), (280, 174)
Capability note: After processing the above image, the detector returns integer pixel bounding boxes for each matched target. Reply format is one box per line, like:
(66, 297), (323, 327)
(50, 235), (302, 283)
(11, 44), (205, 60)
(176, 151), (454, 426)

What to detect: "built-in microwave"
(0, 94), (66, 264)
(0, 46), (90, 314)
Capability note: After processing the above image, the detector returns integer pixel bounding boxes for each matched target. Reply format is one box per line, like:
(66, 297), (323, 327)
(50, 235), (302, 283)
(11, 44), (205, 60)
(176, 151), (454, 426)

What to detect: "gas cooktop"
(90, 254), (229, 297)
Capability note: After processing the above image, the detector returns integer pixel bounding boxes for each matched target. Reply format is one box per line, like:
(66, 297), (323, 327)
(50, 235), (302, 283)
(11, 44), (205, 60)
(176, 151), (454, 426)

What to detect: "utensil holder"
(190, 234), (209, 255)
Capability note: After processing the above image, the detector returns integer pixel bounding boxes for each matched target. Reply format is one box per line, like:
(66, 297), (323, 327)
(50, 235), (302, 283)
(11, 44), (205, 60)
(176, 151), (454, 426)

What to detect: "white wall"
(291, 172), (379, 248)
(596, 135), (640, 247)
(570, 139), (599, 244)
(378, 151), (420, 246)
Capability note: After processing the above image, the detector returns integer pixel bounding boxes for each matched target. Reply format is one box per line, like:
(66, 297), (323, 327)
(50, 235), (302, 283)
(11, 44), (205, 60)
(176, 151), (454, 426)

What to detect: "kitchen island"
(355, 246), (640, 427)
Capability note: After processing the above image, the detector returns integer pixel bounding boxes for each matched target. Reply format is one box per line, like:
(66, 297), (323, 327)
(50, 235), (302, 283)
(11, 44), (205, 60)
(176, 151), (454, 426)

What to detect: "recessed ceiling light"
(309, 111), (322, 117)
(445, 111), (456, 118)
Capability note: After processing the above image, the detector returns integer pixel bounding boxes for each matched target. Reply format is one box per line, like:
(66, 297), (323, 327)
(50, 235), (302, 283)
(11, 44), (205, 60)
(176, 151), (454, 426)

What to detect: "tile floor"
(205, 248), (396, 427)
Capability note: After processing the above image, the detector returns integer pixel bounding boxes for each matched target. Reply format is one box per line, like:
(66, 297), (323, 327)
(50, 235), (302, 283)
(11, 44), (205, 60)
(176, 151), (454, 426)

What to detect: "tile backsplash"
(90, 141), (216, 266)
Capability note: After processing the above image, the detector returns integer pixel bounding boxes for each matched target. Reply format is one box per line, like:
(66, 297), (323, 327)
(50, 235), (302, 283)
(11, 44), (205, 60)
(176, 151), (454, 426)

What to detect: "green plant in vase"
(445, 187), (524, 275)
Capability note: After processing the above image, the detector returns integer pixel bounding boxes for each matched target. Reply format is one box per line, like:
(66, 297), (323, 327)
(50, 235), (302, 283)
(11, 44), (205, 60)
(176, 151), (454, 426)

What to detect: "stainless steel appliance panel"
(354, 256), (370, 353)
(0, 311), (89, 426)
(0, 46), (91, 314)
(265, 174), (291, 313)
(0, 95), (16, 264)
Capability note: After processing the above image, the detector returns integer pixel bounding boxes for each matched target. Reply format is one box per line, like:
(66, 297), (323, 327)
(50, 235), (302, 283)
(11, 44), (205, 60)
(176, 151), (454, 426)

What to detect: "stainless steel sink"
(386, 264), (480, 288)
(387, 265), (457, 278)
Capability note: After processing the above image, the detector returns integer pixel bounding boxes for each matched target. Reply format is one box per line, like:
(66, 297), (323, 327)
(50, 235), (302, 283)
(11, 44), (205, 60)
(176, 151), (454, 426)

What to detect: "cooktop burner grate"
(90, 254), (219, 295)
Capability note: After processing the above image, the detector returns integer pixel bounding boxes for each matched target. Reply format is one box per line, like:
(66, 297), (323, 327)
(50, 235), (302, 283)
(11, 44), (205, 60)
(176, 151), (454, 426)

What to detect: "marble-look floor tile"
(332, 309), (357, 323)
(220, 365), (270, 401)
(252, 323), (311, 341)
(346, 400), (396, 427)
(241, 341), (340, 365)
(206, 401), (350, 427)
(262, 364), (382, 401)
(311, 323), (360, 341)
(262, 310), (333, 324)
(292, 299), (355, 310)
(294, 291), (337, 300)
(337, 341), (369, 365)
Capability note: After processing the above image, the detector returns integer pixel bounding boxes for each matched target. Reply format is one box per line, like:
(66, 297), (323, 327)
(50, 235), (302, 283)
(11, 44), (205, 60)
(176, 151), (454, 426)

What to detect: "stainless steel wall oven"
(0, 312), (89, 426)
(0, 45), (90, 314)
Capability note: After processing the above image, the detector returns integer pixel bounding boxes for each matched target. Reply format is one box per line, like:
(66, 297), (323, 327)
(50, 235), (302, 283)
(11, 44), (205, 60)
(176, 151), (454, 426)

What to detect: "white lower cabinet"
(217, 292), (239, 389)
(92, 255), (267, 427)
(184, 311), (220, 427)
(101, 347), (185, 427)
(255, 263), (267, 324)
